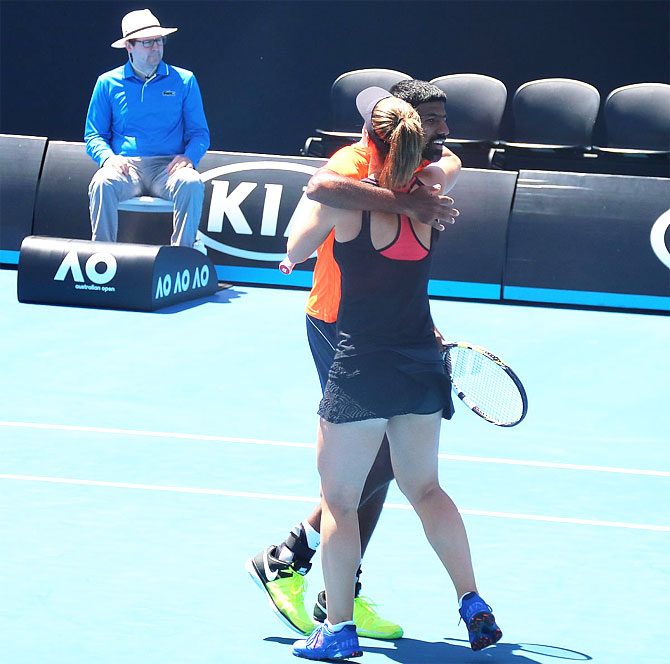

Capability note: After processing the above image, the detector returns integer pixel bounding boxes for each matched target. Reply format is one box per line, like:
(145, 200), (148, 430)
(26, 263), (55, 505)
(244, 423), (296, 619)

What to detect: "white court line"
(1, 420), (668, 477)
(1, 473), (668, 532)
(0, 420), (315, 449)
(437, 454), (670, 477)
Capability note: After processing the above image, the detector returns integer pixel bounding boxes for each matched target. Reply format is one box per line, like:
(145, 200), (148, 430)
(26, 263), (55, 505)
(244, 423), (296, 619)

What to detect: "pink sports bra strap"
(379, 215), (430, 261)
(361, 175), (430, 261)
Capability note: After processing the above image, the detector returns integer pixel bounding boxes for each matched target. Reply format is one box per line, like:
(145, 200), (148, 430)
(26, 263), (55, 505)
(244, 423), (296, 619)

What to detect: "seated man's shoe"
(246, 546), (314, 635)
(459, 591), (503, 651)
(314, 591), (403, 640)
(293, 623), (362, 661)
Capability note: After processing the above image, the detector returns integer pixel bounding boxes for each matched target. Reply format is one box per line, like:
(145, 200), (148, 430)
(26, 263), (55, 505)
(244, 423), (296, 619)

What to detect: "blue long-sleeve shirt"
(84, 61), (210, 167)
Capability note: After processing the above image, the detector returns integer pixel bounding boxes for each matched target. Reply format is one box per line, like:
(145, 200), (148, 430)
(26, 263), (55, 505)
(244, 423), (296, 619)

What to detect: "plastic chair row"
(303, 68), (669, 176)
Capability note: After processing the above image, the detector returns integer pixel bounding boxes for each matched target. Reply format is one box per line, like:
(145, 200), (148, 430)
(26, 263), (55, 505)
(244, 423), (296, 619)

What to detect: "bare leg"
(357, 485), (388, 557)
(317, 417), (387, 624)
(305, 433), (392, 545)
(303, 504), (322, 532)
(358, 434), (393, 556)
(386, 412), (477, 599)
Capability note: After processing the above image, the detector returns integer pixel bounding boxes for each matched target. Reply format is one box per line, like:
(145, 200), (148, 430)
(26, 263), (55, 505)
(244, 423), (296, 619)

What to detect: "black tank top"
(333, 205), (438, 359)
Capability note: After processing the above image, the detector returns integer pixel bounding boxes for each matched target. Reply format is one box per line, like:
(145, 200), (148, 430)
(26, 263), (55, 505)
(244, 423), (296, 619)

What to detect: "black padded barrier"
(13, 138), (670, 313)
(32, 142), (97, 240)
(17, 236), (218, 311)
(504, 171), (670, 312)
(23, 145), (518, 298)
(21, 143), (518, 300)
(428, 168), (517, 300)
(0, 134), (48, 260)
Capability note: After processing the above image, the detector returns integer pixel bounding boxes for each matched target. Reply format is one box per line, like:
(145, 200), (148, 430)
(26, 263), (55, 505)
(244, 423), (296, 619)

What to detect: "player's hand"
(104, 155), (130, 175)
(403, 184), (459, 230)
(434, 326), (448, 352)
(167, 155), (194, 175)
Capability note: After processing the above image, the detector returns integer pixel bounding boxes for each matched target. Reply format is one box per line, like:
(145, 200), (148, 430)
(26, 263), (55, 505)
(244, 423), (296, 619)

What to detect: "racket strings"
(448, 348), (524, 424)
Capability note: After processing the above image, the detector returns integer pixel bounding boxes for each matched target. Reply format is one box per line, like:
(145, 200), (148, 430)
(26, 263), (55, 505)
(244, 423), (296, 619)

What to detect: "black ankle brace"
(285, 530), (315, 573)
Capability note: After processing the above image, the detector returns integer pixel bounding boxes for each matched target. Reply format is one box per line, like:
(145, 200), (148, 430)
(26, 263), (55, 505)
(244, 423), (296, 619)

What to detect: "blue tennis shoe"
(292, 622), (362, 661)
(459, 592), (503, 651)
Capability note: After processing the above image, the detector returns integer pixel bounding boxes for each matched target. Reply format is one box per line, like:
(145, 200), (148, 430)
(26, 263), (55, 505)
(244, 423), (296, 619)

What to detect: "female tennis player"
(287, 88), (502, 661)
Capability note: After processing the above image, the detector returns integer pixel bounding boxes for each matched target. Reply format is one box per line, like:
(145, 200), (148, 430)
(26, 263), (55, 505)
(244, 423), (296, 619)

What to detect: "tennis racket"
(442, 342), (528, 427)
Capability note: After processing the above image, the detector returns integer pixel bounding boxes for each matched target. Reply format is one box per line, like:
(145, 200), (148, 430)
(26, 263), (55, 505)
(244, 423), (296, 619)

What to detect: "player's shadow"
(264, 635), (591, 663)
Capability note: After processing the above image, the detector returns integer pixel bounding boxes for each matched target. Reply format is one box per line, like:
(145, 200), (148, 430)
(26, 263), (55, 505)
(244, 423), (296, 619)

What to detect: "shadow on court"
(156, 286), (245, 313)
(264, 635), (591, 663)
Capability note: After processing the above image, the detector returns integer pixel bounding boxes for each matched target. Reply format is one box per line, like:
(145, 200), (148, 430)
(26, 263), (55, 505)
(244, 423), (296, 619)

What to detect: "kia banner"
(196, 152), (321, 288)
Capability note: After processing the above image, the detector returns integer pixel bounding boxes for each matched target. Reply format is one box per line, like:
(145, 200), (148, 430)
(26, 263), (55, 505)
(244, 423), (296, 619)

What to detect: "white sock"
(302, 520), (321, 550)
(325, 619), (355, 632)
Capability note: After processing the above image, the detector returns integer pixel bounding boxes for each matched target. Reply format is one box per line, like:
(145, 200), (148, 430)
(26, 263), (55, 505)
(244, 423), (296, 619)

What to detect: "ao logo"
(650, 209), (670, 270)
(54, 250), (117, 284)
(199, 161), (318, 261)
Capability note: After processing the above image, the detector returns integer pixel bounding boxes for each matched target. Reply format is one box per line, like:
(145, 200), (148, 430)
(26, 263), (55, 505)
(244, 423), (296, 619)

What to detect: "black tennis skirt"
(318, 347), (454, 424)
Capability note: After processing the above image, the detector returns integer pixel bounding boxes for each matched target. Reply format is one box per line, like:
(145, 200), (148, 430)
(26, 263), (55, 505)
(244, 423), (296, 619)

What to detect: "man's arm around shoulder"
(306, 146), (461, 227)
(434, 147), (461, 194)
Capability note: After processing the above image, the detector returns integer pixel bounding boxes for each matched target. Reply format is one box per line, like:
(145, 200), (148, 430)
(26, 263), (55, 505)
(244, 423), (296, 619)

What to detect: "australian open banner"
(17, 236), (218, 311)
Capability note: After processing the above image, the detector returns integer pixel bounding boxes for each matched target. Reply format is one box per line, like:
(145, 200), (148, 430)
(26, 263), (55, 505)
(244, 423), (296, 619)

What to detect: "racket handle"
(279, 257), (294, 274)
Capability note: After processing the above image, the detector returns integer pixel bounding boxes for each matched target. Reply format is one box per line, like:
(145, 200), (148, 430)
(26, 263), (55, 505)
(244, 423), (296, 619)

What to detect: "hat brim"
(111, 26), (177, 48)
(355, 87), (392, 141)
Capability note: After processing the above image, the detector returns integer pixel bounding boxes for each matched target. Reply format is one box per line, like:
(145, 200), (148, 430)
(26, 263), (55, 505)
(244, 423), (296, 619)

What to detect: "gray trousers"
(88, 156), (205, 246)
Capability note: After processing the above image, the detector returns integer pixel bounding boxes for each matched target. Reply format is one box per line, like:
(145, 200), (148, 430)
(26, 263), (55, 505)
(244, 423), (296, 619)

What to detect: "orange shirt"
(305, 144), (370, 322)
(305, 143), (431, 323)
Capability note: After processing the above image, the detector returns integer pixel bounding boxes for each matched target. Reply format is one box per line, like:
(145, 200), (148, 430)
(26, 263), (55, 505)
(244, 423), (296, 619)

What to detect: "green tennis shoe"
(246, 546), (315, 635)
(314, 591), (404, 640)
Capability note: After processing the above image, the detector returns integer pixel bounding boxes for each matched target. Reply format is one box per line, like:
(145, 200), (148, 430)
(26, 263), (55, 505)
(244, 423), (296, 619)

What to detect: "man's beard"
(422, 140), (444, 162)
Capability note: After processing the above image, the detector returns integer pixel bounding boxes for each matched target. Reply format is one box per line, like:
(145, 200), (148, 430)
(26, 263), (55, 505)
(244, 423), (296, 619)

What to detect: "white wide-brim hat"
(111, 9), (177, 48)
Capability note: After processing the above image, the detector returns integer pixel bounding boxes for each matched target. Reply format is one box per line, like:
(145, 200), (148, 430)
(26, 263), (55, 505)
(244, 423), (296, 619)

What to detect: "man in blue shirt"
(84, 9), (210, 247)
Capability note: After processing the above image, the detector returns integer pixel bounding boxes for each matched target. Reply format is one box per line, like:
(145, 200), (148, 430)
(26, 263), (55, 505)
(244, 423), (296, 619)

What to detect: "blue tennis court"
(0, 267), (668, 664)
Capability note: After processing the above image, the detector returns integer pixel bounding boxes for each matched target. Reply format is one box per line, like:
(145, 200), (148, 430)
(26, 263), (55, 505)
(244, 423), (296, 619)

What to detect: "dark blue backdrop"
(1, 0), (668, 156)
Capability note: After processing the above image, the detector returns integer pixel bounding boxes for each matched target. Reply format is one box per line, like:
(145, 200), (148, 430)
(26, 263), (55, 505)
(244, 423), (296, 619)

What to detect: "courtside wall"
(1, 135), (668, 313)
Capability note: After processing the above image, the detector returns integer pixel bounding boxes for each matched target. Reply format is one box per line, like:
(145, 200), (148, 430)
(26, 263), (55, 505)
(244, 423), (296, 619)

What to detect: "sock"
(325, 619), (355, 632)
(301, 520), (321, 550)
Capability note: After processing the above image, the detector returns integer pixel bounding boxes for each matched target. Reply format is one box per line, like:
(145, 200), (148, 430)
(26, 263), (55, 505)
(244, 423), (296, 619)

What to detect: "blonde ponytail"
(371, 97), (425, 190)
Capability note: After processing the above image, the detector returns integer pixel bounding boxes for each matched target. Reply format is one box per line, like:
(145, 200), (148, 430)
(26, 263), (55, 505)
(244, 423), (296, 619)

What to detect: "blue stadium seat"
(329, 68), (413, 131)
(494, 78), (600, 171)
(508, 78), (600, 147)
(599, 83), (670, 152)
(592, 83), (670, 177)
(430, 74), (508, 167)
(302, 68), (411, 158)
